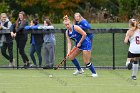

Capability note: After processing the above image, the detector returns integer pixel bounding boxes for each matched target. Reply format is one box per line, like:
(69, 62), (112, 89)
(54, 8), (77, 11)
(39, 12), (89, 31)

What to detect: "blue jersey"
(67, 25), (91, 50)
(75, 19), (93, 39)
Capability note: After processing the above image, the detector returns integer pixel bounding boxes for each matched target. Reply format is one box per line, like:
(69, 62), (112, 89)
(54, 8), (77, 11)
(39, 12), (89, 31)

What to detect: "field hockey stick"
(54, 46), (78, 70)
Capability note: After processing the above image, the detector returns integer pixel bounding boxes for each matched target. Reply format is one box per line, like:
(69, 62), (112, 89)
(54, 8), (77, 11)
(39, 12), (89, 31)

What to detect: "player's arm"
(74, 25), (86, 47)
(66, 30), (72, 55)
(124, 30), (131, 44)
(79, 20), (91, 29)
(10, 23), (17, 37)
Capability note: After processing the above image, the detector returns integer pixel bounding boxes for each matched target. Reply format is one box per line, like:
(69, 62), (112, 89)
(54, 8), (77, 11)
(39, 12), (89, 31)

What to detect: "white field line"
(47, 83), (140, 87)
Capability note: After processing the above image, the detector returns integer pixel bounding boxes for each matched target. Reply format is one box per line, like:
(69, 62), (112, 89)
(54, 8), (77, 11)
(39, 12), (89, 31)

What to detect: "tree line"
(0, 0), (140, 23)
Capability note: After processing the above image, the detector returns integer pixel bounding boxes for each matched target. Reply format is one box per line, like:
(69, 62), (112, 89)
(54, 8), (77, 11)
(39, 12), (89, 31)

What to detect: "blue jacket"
(30, 25), (43, 45)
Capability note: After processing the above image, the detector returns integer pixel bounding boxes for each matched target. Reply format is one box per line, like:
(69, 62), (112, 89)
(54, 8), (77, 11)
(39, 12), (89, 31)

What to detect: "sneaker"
(9, 59), (16, 67)
(73, 68), (84, 75)
(9, 62), (13, 67)
(127, 62), (133, 70)
(23, 63), (31, 69)
(11, 59), (16, 67)
(132, 76), (137, 80)
(30, 64), (37, 68)
(91, 73), (98, 78)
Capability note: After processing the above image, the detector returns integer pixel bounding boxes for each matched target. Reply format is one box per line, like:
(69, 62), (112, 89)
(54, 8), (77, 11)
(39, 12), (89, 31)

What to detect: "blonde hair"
(129, 19), (137, 27)
(0, 13), (7, 17)
(63, 15), (71, 24)
(63, 15), (69, 20)
(74, 12), (84, 22)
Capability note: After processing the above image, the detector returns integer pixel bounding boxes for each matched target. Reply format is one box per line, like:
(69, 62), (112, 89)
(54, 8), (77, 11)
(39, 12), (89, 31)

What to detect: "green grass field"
(53, 23), (128, 28)
(0, 69), (139, 93)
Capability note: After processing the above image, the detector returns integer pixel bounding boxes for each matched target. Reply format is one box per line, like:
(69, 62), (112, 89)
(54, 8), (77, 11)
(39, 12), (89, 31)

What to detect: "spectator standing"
(43, 19), (56, 69)
(29, 19), (43, 67)
(10, 11), (29, 69)
(0, 13), (15, 67)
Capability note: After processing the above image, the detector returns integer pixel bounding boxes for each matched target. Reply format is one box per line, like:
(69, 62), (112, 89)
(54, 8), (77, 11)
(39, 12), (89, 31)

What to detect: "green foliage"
(118, 0), (140, 21)
(1, 0), (140, 23)
(0, 1), (9, 13)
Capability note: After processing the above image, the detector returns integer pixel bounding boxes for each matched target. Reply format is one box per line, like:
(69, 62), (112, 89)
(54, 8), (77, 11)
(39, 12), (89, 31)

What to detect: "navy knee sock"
(86, 62), (96, 74)
(72, 58), (81, 70)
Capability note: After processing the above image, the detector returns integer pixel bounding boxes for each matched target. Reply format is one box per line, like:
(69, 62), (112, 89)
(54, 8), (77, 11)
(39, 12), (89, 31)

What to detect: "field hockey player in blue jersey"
(74, 13), (93, 43)
(63, 15), (98, 78)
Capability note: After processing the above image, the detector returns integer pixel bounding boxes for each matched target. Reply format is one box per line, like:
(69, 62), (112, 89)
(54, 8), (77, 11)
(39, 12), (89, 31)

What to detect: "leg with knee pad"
(127, 59), (134, 70)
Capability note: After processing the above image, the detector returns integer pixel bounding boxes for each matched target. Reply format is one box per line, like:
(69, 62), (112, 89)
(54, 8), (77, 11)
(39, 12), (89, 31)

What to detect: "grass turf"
(0, 69), (139, 93)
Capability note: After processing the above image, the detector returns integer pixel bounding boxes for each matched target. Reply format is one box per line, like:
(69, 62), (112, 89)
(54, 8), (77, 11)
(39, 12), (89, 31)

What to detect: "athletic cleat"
(132, 76), (137, 80)
(127, 62), (133, 70)
(91, 73), (98, 78)
(73, 68), (84, 75)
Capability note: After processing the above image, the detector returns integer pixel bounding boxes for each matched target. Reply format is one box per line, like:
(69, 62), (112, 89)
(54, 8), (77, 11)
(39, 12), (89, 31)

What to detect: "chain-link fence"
(0, 29), (129, 69)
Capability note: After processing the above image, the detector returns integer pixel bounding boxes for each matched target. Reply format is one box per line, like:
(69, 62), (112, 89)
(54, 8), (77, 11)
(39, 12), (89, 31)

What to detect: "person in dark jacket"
(10, 11), (29, 69)
(0, 13), (15, 67)
(29, 19), (43, 67)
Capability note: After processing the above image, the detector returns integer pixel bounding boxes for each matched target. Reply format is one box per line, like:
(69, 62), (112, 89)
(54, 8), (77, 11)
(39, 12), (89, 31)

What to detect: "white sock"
(132, 64), (138, 76)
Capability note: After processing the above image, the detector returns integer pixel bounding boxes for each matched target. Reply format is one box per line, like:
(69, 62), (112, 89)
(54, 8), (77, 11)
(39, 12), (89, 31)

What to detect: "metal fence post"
(16, 39), (19, 69)
(63, 30), (67, 69)
(112, 32), (116, 70)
